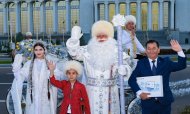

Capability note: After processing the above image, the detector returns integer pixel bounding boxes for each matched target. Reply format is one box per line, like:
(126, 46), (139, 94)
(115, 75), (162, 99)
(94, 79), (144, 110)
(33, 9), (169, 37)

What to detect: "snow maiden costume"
(11, 41), (63, 114)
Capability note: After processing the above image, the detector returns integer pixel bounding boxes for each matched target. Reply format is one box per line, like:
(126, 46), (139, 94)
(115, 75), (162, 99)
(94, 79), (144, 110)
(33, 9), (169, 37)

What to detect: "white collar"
(148, 57), (158, 63)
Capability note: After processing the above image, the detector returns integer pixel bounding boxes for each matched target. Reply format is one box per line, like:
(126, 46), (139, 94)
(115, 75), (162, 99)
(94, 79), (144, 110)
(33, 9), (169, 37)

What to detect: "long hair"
(28, 42), (50, 103)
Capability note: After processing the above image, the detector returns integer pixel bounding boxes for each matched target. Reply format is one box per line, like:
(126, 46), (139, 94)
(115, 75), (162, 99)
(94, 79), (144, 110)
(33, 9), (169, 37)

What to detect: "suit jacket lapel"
(144, 57), (164, 76)
(144, 58), (153, 75)
(156, 57), (164, 74)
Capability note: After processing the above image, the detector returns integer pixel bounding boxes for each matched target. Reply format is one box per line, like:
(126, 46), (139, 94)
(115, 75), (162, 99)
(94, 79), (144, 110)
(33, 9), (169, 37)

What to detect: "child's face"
(66, 69), (78, 82)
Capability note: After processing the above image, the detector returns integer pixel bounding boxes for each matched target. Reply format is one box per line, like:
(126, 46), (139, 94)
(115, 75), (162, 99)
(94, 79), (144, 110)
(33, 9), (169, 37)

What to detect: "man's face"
(26, 36), (32, 39)
(125, 21), (135, 31)
(96, 33), (108, 42)
(146, 43), (160, 60)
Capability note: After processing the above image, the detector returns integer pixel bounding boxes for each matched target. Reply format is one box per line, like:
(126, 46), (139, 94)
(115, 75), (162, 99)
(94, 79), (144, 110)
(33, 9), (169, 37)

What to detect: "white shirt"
(67, 83), (74, 113)
(122, 30), (145, 54)
(148, 58), (158, 69)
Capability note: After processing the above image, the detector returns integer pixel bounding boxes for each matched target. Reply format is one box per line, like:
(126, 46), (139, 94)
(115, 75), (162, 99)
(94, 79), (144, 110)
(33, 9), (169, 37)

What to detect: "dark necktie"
(152, 60), (157, 75)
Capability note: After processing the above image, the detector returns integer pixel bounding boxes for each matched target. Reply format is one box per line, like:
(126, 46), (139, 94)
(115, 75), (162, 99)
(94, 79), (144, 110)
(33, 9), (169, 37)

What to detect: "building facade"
(0, 0), (190, 44)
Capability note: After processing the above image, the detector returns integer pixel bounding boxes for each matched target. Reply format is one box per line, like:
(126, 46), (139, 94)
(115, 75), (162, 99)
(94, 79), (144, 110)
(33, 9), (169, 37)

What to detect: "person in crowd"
(128, 39), (186, 114)
(122, 15), (146, 59)
(66, 21), (132, 114)
(25, 32), (33, 40)
(11, 42), (59, 114)
(48, 60), (91, 114)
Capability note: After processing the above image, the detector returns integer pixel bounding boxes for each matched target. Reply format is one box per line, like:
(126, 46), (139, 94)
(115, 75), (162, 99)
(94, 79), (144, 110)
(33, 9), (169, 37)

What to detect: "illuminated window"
(0, 4), (3, 35)
(141, 3), (148, 31)
(99, 4), (105, 20)
(21, 2), (28, 34)
(130, 3), (136, 16)
(163, 2), (169, 28)
(58, 1), (66, 33)
(152, 2), (158, 31)
(46, 1), (53, 34)
(120, 3), (126, 15)
(9, 3), (16, 35)
(33, 2), (40, 34)
(71, 0), (79, 28)
(109, 4), (115, 22)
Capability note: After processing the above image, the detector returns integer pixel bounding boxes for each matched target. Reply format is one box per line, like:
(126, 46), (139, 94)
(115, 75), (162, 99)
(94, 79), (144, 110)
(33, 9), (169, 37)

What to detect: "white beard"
(87, 37), (117, 71)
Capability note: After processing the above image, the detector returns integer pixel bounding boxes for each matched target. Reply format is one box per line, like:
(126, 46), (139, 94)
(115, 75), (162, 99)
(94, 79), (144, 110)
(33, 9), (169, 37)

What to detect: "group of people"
(11, 15), (187, 114)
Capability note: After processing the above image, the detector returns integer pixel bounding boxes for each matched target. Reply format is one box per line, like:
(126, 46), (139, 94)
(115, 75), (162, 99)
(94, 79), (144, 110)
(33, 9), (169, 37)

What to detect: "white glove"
(118, 65), (127, 76)
(70, 26), (83, 41)
(68, 38), (80, 45)
(12, 54), (23, 72)
(112, 14), (126, 26)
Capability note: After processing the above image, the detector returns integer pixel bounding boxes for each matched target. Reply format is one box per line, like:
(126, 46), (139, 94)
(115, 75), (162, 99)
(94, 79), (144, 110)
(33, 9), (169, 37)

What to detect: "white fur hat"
(91, 20), (114, 38)
(125, 15), (136, 25)
(64, 60), (83, 77)
(26, 32), (32, 36)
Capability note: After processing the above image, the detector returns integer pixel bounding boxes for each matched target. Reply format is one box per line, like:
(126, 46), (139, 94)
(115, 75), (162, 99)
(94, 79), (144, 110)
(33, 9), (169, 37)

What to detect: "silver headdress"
(15, 39), (47, 60)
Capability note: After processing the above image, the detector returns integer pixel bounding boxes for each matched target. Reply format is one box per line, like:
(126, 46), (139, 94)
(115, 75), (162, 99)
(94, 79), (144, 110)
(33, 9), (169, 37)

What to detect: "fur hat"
(125, 15), (136, 25)
(64, 60), (83, 77)
(91, 20), (114, 38)
(26, 32), (32, 36)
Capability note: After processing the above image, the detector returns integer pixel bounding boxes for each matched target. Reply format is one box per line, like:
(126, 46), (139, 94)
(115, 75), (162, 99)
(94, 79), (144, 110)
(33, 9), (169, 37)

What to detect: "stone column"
(137, 0), (141, 30)
(65, 0), (71, 32)
(104, 1), (109, 20)
(40, 1), (46, 33)
(170, 0), (175, 29)
(27, 1), (33, 33)
(94, 1), (98, 21)
(126, 0), (130, 15)
(159, 0), (163, 30)
(52, 0), (58, 33)
(115, 1), (119, 14)
(148, 0), (152, 30)
(2, 2), (8, 34)
(15, 1), (21, 33)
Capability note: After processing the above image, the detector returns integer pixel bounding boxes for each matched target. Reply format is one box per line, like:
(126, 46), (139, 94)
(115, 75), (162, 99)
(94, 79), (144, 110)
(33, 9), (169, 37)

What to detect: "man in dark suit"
(128, 40), (187, 114)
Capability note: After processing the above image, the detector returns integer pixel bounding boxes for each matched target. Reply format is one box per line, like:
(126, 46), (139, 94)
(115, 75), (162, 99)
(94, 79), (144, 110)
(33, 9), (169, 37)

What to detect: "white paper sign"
(137, 75), (163, 97)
